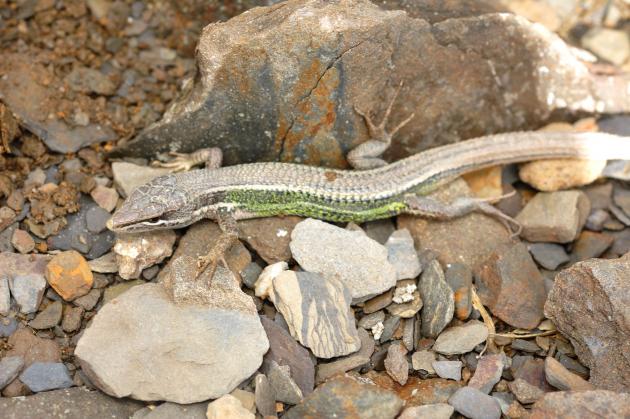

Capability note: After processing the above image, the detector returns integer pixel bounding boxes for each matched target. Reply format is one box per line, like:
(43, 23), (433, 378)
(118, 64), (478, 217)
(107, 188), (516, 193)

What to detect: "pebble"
(379, 315), (401, 343)
(468, 354), (505, 394)
(0, 223), (18, 253)
(45, 250), (93, 301)
(384, 342), (409, 385)
(2, 253), (50, 314)
(90, 185), (119, 212)
(433, 320), (488, 355)
(73, 289), (101, 311)
(19, 362), (73, 393)
(387, 283), (422, 318)
(271, 270), (360, 358)
(111, 162), (172, 196)
(10, 229), (35, 254)
(362, 288), (394, 314)
(418, 260), (454, 338)
(268, 360), (303, 404)
(544, 356), (594, 391)
(113, 229), (176, 279)
(255, 261), (288, 299)
(62, 306), (84, 333)
(585, 208), (609, 231)
(511, 339), (540, 353)
(254, 373), (276, 417)
(527, 242), (569, 270)
(569, 230), (614, 263)
(385, 229), (422, 280)
(515, 190), (590, 243)
(398, 404), (454, 419)
(133, 402), (208, 418)
(29, 300), (63, 329)
(75, 277), (269, 403)
(0, 316), (18, 337)
(240, 261), (263, 289)
(445, 263), (472, 320)
(85, 206), (111, 233)
(530, 390), (630, 418)
(581, 27), (630, 66)
(316, 328), (374, 383)
(289, 218), (397, 302)
(0, 356), (24, 390)
(88, 252), (118, 273)
(508, 378), (544, 404)
(545, 255), (630, 392)
(448, 387), (501, 419)
(519, 158), (606, 192)
(238, 216), (301, 264)
(206, 394), (254, 419)
(284, 376), (403, 419)
(358, 310), (385, 329)
(411, 350), (436, 374)
(0, 276), (9, 315)
(432, 360), (462, 381)
(476, 242), (545, 329)
(6, 328), (62, 369)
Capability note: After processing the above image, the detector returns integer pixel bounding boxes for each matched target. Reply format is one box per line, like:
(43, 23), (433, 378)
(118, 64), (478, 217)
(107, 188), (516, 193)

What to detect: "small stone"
(402, 318), (415, 351)
(0, 276), (9, 315)
(508, 378), (544, 404)
(29, 301), (63, 330)
(316, 328), (374, 383)
(445, 263), (472, 320)
(85, 206), (111, 233)
(254, 373), (276, 417)
(362, 289), (394, 314)
(581, 27), (630, 66)
(9, 273), (47, 314)
(544, 356), (594, 391)
(11, 229), (35, 254)
(527, 243), (569, 270)
(45, 250), (93, 301)
(73, 289), (101, 311)
(66, 67), (117, 96)
(511, 339), (540, 353)
(62, 306), (84, 333)
(289, 218), (397, 302)
(284, 376), (403, 419)
(384, 342), (409, 386)
(476, 242), (546, 329)
(90, 185), (119, 212)
(268, 361), (303, 405)
(255, 261), (288, 299)
(358, 310), (385, 329)
(206, 394), (254, 419)
(432, 360), (462, 381)
(240, 262), (263, 289)
(19, 362), (73, 393)
(519, 158), (606, 192)
(271, 270), (360, 358)
(398, 404), (454, 419)
(433, 320), (488, 355)
(515, 191), (590, 243)
(230, 389), (256, 414)
(468, 354), (505, 394)
(102, 279), (145, 304)
(0, 316), (18, 337)
(6, 328), (62, 366)
(111, 162), (172, 196)
(379, 315), (401, 343)
(448, 387), (501, 419)
(238, 216), (301, 264)
(585, 208), (609, 231)
(419, 260), (454, 338)
(88, 252), (118, 273)
(0, 356), (24, 390)
(388, 284), (422, 318)
(385, 229), (422, 280)
(569, 230), (613, 263)
(113, 230), (176, 279)
(530, 390), (630, 418)
(411, 350), (436, 374)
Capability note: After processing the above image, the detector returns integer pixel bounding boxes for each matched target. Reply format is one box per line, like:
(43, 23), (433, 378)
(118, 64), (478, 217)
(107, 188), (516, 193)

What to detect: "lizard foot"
(151, 147), (223, 172)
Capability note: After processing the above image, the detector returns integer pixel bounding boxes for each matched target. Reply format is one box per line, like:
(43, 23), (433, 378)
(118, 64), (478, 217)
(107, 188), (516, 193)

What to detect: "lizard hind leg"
(196, 213), (239, 281)
(151, 147), (223, 172)
(348, 82), (415, 170)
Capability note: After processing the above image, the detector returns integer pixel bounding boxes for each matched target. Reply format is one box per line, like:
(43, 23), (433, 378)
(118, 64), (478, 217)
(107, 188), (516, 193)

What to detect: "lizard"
(107, 87), (630, 279)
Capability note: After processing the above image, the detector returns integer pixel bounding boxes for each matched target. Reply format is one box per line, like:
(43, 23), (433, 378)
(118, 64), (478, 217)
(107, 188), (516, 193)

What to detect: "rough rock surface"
(75, 279), (269, 403)
(111, 0), (630, 166)
(545, 255), (630, 392)
(1, 252), (51, 314)
(529, 390), (630, 419)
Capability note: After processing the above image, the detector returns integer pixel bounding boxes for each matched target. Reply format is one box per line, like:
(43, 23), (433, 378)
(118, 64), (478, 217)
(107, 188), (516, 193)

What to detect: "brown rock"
(366, 371), (462, 406)
(6, 328), (62, 365)
(10, 229), (35, 254)
(544, 357), (594, 391)
(515, 191), (590, 243)
(316, 328), (375, 384)
(476, 242), (546, 329)
(569, 231), (614, 263)
(45, 250), (93, 301)
(530, 390), (630, 419)
(384, 342), (409, 385)
(508, 378), (545, 404)
(362, 288), (394, 314)
(468, 354), (504, 394)
(0, 102), (19, 153)
(445, 263), (472, 320)
(513, 358), (554, 393)
(545, 255), (630, 392)
(29, 300), (63, 330)
(62, 306), (85, 333)
(238, 216), (301, 263)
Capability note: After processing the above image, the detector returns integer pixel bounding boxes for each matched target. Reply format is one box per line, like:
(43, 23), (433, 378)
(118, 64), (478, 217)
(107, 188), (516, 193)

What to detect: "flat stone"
(10, 229), (34, 254)
(230, 389), (256, 414)
(271, 270), (360, 358)
(73, 289), (101, 311)
(19, 362), (73, 392)
(316, 328), (374, 383)
(512, 358), (554, 393)
(87, 252), (118, 274)
(0, 356), (24, 390)
(411, 350), (436, 374)
(385, 229), (422, 280)
(358, 310), (385, 329)
(85, 206), (111, 233)
(398, 404), (454, 419)
(268, 361), (303, 405)
(75, 278), (269, 403)
(379, 315), (401, 343)
(581, 27), (630, 66)
(206, 394), (254, 419)
(432, 360), (462, 381)
(111, 162), (172, 196)
(45, 250), (93, 301)
(238, 216), (301, 264)
(90, 185), (119, 213)
(519, 158), (606, 192)
(0, 316), (18, 337)
(1, 253), (50, 314)
(515, 191), (590, 243)
(134, 402), (208, 419)
(448, 387), (501, 419)
(433, 320), (488, 355)
(62, 306), (84, 333)
(254, 374), (276, 417)
(0, 275), (9, 315)
(585, 209), (609, 231)
(388, 285), (422, 318)
(569, 230), (613, 263)
(508, 378), (544, 404)
(419, 259), (454, 338)
(290, 219), (397, 302)
(29, 300), (63, 329)
(545, 254), (630, 392)
(529, 390), (630, 418)
(445, 263), (472, 320)
(362, 289), (394, 314)
(0, 387), (143, 419)
(544, 356), (594, 391)
(527, 243), (569, 270)
(476, 242), (545, 329)
(284, 376), (403, 419)
(366, 371), (463, 406)
(468, 354), (504, 394)
(5, 328), (62, 373)
(114, 230), (176, 280)
(260, 316), (315, 397)
(385, 342), (409, 386)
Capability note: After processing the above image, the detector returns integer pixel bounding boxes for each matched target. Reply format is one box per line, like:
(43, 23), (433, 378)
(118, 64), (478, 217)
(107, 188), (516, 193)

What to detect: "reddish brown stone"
(365, 371), (462, 407)
(468, 354), (504, 394)
(513, 358), (554, 393)
(544, 357), (594, 391)
(238, 216), (302, 264)
(45, 250), (93, 301)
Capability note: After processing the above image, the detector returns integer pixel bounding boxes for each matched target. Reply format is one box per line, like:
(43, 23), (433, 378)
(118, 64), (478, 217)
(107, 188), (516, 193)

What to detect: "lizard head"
(107, 175), (198, 233)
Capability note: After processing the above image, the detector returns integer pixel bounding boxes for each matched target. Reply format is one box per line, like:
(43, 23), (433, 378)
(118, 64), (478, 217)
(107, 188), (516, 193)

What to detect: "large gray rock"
(290, 218), (396, 302)
(75, 273), (269, 403)
(111, 0), (630, 166)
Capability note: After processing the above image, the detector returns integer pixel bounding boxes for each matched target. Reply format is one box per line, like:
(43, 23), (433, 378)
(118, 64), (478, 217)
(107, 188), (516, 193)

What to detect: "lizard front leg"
(151, 147), (223, 172)
(196, 210), (239, 280)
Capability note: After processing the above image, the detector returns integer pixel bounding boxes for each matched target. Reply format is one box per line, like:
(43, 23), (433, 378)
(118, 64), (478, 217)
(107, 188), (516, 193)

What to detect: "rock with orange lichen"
(45, 250), (93, 301)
